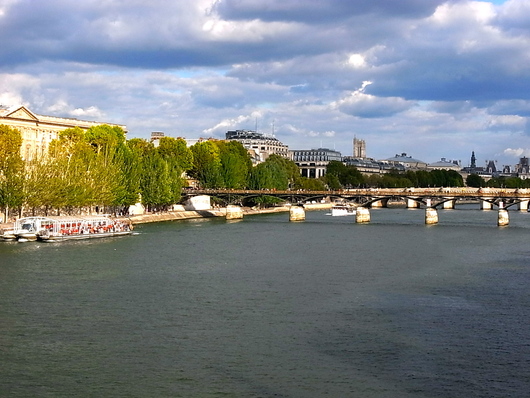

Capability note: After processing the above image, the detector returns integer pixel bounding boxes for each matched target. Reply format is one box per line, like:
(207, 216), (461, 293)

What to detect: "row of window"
(293, 156), (338, 161)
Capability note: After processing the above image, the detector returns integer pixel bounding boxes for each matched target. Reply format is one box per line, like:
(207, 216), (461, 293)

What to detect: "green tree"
(249, 158), (288, 190)
(466, 173), (485, 188)
(299, 177), (326, 190)
(264, 154), (301, 189)
(324, 173), (341, 190)
(325, 161), (363, 188)
(156, 137), (192, 204)
(85, 125), (130, 210)
(157, 136), (194, 171)
(47, 127), (99, 213)
(140, 149), (172, 210)
(189, 141), (223, 188)
(217, 141), (252, 189)
(0, 124), (24, 219)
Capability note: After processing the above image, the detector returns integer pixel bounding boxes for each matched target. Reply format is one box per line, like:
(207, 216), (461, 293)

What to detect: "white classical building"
(0, 106), (127, 160)
(290, 148), (342, 178)
(427, 158), (462, 171)
(225, 130), (289, 163)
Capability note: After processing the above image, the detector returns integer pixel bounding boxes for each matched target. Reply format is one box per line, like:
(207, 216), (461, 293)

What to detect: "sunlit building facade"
(226, 130), (289, 163)
(0, 106), (127, 160)
(290, 148), (342, 178)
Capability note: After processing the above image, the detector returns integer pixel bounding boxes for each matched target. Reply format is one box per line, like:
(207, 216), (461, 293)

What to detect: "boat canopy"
(15, 215), (122, 233)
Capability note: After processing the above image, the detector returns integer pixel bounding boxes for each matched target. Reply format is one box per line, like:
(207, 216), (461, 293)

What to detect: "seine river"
(1, 206), (529, 397)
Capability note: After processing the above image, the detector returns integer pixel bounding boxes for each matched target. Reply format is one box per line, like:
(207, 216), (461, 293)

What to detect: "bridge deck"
(184, 187), (530, 199)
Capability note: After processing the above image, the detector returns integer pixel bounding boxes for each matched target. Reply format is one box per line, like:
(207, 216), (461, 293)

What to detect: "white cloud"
(71, 106), (103, 118)
(503, 147), (530, 158)
(487, 114), (526, 131)
(333, 82), (413, 118)
(347, 54), (366, 68)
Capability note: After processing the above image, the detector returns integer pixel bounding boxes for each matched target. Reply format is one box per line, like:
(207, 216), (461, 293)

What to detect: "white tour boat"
(11, 216), (49, 241)
(330, 204), (357, 216)
(8, 215), (133, 242)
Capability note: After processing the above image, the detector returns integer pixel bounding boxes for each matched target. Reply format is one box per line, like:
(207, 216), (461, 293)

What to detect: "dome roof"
(385, 153), (426, 164)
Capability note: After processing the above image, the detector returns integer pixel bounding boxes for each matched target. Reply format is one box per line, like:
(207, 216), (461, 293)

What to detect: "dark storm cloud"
(212, 0), (447, 22)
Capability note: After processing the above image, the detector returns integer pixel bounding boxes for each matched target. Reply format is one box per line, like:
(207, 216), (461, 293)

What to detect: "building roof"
(0, 105), (127, 131)
(385, 153), (426, 165)
(427, 158), (461, 169)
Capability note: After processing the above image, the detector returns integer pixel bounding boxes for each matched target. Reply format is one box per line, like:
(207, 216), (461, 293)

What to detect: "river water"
(1, 206), (529, 397)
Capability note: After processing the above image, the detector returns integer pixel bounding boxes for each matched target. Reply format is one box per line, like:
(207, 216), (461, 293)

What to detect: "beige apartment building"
(0, 106), (127, 160)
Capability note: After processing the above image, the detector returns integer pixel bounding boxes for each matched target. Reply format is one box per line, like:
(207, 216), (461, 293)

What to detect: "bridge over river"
(182, 187), (530, 226)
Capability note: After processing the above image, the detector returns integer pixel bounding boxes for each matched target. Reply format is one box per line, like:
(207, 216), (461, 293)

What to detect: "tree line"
(3, 124), (530, 220)
(0, 124), (319, 218)
(322, 161), (465, 188)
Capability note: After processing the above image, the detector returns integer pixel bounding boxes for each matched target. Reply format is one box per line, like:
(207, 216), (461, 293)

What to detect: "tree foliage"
(0, 125), (24, 218)
(10, 122), (527, 217)
(466, 173), (485, 188)
(324, 161), (363, 188)
(325, 162), (466, 189)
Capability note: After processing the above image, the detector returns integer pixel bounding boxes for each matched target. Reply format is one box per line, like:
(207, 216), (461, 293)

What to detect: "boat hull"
(39, 230), (133, 242)
(331, 206), (356, 216)
(15, 232), (38, 241)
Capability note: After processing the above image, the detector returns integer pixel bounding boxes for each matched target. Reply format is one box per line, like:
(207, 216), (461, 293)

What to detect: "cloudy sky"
(2, 0), (530, 167)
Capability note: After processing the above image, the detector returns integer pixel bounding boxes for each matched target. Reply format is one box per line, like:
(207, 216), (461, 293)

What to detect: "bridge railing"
(183, 187), (530, 198)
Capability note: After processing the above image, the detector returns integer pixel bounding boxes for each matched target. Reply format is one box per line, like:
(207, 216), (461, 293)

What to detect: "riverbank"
(0, 203), (332, 230)
(127, 203), (331, 225)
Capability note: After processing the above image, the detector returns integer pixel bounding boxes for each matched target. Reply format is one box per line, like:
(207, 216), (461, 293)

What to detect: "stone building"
(427, 158), (461, 171)
(343, 157), (405, 174)
(290, 148), (342, 178)
(0, 105), (127, 160)
(353, 137), (366, 159)
(225, 130), (289, 163)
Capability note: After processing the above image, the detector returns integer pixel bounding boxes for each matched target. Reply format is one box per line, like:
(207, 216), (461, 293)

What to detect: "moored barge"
(4, 215), (133, 242)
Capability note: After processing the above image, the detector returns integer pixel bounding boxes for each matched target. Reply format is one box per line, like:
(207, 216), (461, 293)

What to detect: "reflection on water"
(1, 208), (530, 397)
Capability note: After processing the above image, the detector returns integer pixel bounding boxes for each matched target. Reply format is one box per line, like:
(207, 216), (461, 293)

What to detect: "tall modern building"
(353, 137), (366, 159)
(225, 130), (289, 162)
(0, 105), (126, 160)
(289, 148), (342, 178)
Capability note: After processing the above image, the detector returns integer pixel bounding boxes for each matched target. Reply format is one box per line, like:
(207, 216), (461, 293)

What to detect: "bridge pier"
(289, 205), (305, 221)
(226, 205), (244, 220)
(356, 207), (370, 223)
(443, 199), (456, 209)
(370, 199), (385, 208)
(498, 209), (509, 226)
(406, 198), (419, 208)
(425, 208), (438, 225)
(481, 199), (493, 210)
(519, 199), (529, 212)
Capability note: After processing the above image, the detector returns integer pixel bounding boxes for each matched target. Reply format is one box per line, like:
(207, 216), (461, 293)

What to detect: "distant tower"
(486, 160), (496, 174)
(470, 151), (476, 169)
(353, 137), (366, 159)
(519, 156), (529, 174)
